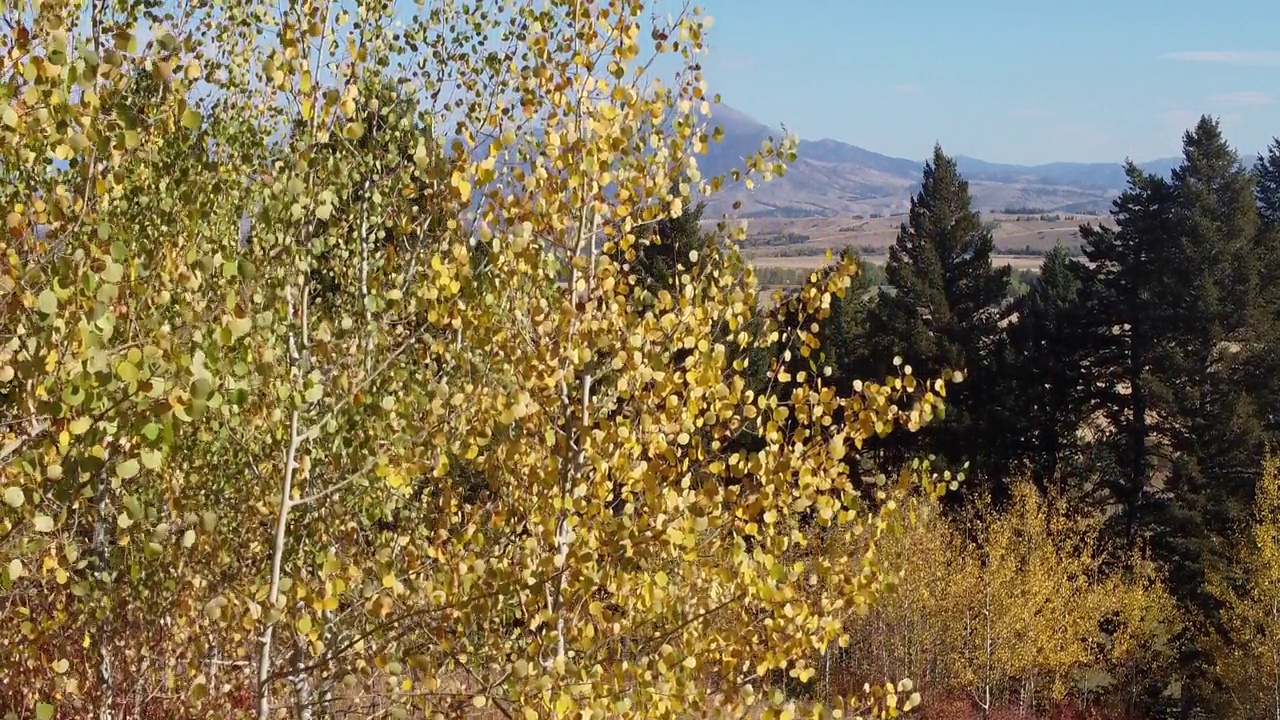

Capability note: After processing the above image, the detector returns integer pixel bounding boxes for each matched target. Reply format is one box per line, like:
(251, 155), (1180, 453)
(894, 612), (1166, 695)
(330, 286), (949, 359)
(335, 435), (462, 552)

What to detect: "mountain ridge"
(698, 103), (1181, 218)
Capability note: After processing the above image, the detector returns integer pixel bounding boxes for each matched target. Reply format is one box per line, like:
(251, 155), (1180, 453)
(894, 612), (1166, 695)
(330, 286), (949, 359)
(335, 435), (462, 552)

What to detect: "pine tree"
(1156, 117), (1263, 583)
(998, 245), (1095, 497)
(1253, 140), (1280, 314)
(1257, 138), (1280, 229)
(629, 190), (710, 294)
(866, 144), (1011, 499)
(818, 250), (878, 393)
(1078, 161), (1180, 549)
(1144, 116), (1264, 719)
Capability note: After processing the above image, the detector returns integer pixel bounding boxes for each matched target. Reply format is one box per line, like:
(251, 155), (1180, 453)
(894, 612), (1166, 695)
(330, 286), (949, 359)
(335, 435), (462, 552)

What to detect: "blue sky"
(691, 0), (1280, 164)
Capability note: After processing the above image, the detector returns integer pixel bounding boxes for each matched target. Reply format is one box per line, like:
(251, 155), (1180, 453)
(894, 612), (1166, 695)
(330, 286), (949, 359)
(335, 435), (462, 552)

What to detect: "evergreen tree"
(865, 144), (1010, 499)
(818, 251), (878, 393)
(1257, 138), (1280, 229)
(630, 193), (710, 294)
(998, 245), (1096, 497)
(1136, 116), (1263, 719)
(1078, 161), (1180, 550)
(1155, 117), (1262, 581)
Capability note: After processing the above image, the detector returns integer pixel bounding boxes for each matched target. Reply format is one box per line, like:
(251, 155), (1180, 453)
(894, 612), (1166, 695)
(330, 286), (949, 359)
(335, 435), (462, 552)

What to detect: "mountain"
(696, 104), (1180, 219)
(954, 155), (1181, 189)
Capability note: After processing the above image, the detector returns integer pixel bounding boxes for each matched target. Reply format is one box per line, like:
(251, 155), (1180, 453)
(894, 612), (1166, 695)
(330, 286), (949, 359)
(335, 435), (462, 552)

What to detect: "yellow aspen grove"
(1210, 454), (1280, 720)
(839, 482), (1177, 718)
(1, 0), (948, 718)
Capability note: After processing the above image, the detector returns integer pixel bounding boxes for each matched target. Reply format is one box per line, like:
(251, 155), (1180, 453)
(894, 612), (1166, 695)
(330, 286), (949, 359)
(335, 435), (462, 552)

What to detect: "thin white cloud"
(893, 83), (922, 95)
(1161, 50), (1280, 66)
(1013, 108), (1054, 119)
(1212, 91), (1277, 107)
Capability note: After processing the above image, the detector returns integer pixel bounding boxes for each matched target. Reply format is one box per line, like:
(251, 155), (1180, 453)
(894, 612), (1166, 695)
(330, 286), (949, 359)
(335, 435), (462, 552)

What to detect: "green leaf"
(37, 289), (57, 314)
(33, 515), (54, 533)
(227, 315), (252, 340)
(181, 109), (202, 130)
(142, 423), (162, 441)
(36, 702), (54, 720)
(116, 361), (139, 383)
(2, 104), (17, 128)
(123, 495), (143, 520)
(3, 487), (24, 508)
(63, 385), (85, 407)
(141, 449), (163, 470)
(304, 383), (324, 403)
(102, 262), (124, 283)
(116, 458), (140, 479)
(191, 377), (213, 401)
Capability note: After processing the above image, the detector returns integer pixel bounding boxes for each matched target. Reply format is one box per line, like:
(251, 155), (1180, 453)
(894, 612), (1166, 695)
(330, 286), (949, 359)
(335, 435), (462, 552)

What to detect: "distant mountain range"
(697, 104), (1181, 219)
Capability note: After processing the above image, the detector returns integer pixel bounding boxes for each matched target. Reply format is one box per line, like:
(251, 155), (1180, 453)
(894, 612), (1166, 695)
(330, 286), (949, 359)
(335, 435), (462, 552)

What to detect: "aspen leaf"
(141, 449), (163, 470)
(36, 289), (57, 315)
(3, 487), (23, 508)
(116, 361), (139, 382)
(116, 459), (140, 479)
(181, 109), (202, 130)
(33, 515), (54, 533)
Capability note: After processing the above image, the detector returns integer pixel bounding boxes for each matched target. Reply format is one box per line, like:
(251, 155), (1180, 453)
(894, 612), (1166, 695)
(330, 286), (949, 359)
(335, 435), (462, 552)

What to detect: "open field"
(728, 211), (1112, 272)
(753, 253), (1054, 271)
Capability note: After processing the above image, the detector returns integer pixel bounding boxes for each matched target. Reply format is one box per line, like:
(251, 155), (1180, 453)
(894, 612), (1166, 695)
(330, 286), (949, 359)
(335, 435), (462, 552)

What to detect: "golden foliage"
(1209, 453), (1280, 719)
(0, 0), (951, 718)
(840, 482), (1178, 716)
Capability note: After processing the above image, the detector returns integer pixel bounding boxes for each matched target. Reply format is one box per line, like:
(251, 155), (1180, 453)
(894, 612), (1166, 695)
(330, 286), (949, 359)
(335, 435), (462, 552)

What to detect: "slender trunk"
(983, 579), (992, 720)
(91, 449), (114, 720)
(549, 211), (598, 666)
(291, 641), (315, 720)
(257, 410), (302, 720)
(824, 645), (831, 705)
(259, 280), (309, 720)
